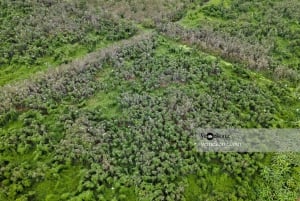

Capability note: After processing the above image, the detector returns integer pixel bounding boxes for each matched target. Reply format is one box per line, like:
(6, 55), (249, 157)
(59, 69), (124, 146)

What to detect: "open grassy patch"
(34, 166), (86, 201)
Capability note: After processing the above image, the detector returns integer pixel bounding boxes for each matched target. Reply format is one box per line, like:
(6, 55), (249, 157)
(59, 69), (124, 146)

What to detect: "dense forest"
(0, 0), (299, 200)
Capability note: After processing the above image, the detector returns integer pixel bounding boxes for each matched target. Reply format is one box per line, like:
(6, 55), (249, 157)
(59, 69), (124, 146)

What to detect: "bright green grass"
(84, 90), (121, 119)
(84, 66), (123, 119)
(34, 166), (86, 201)
(185, 172), (235, 200)
(179, 0), (231, 27)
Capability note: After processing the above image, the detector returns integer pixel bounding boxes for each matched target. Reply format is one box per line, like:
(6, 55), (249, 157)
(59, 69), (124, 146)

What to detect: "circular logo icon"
(207, 133), (214, 140)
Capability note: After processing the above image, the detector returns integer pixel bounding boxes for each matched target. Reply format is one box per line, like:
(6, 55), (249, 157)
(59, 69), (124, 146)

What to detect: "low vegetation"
(0, 0), (299, 200)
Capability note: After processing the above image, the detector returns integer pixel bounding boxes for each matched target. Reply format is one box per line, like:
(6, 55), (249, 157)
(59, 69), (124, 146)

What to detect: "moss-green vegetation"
(1, 0), (300, 201)
(34, 166), (85, 201)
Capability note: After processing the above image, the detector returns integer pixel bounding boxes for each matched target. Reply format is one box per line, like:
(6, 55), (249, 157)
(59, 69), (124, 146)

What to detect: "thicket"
(1, 1), (299, 200)
(0, 32), (156, 126)
(86, 0), (193, 24)
(0, 0), (137, 67)
(157, 22), (300, 82)
(179, 0), (300, 80)
(1, 36), (299, 200)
